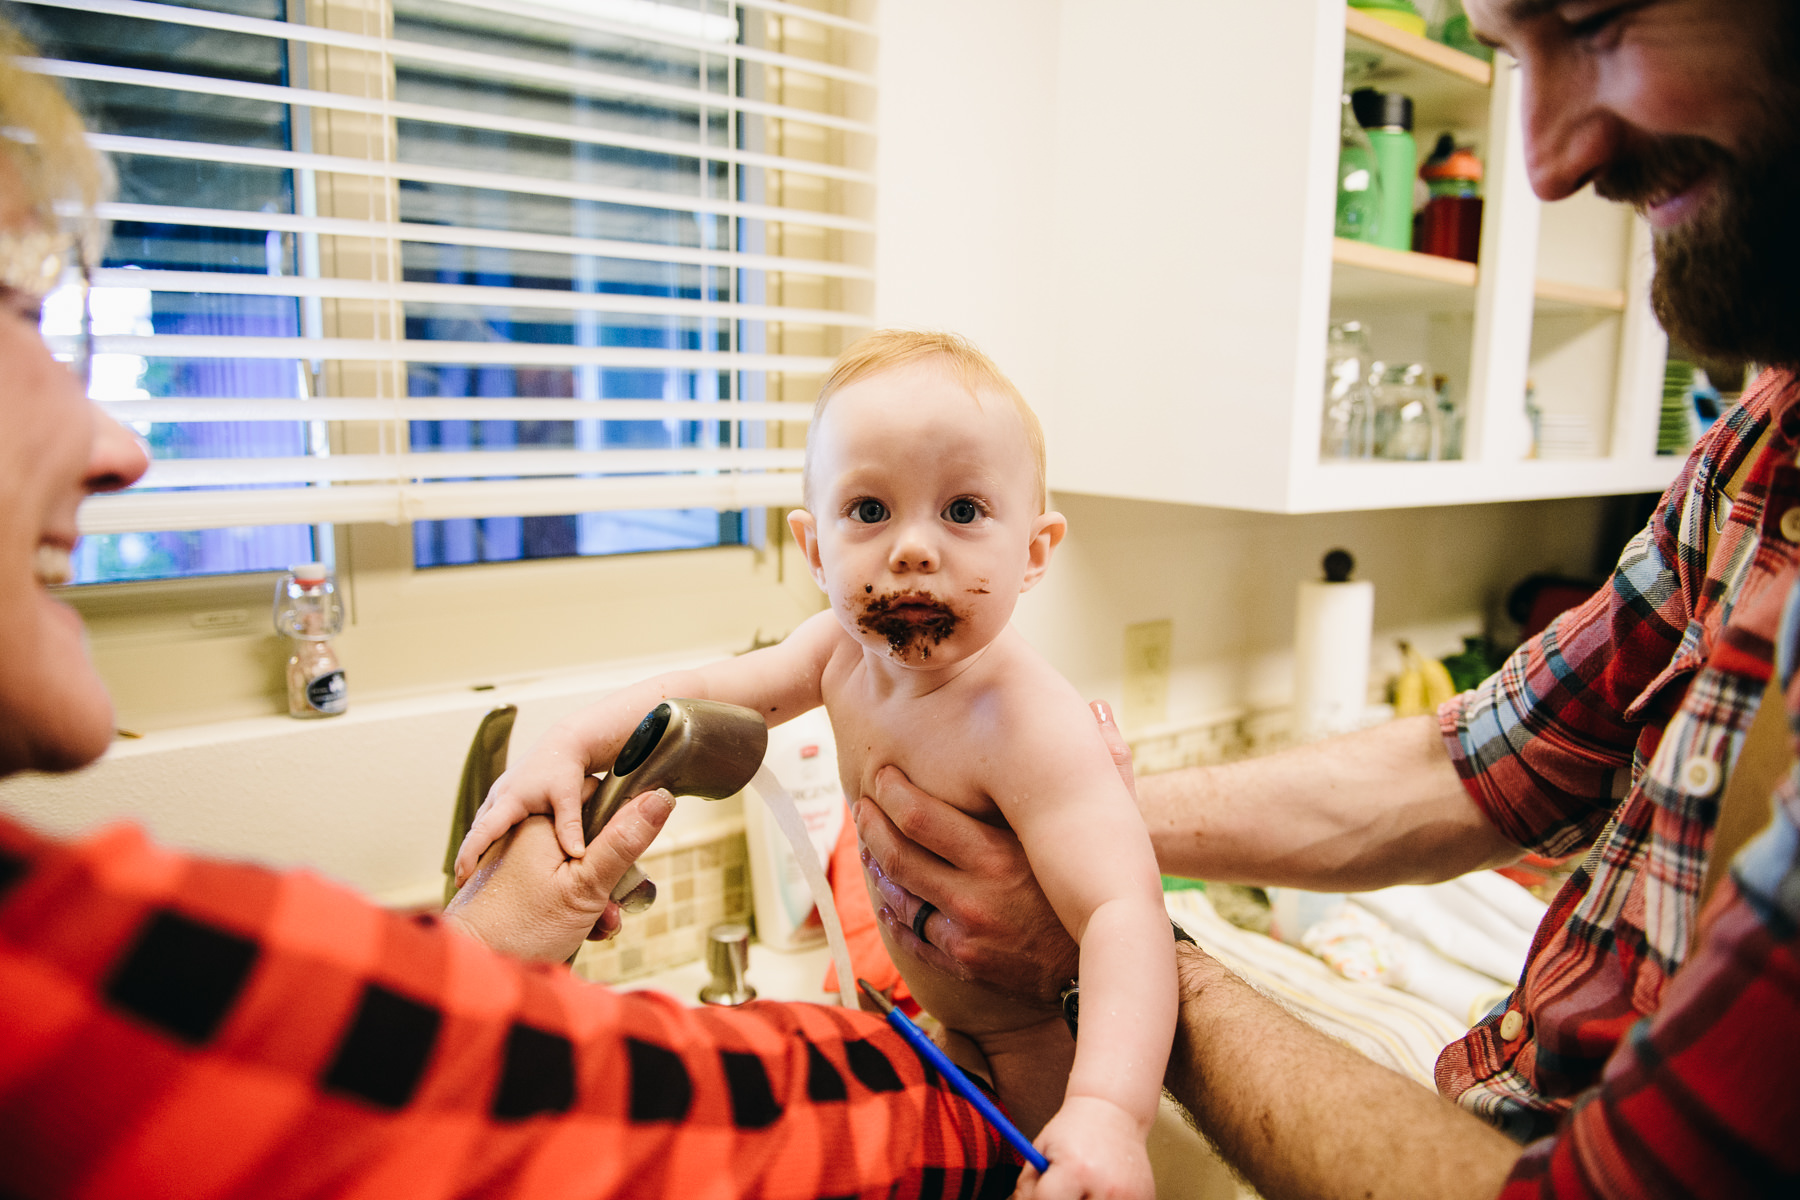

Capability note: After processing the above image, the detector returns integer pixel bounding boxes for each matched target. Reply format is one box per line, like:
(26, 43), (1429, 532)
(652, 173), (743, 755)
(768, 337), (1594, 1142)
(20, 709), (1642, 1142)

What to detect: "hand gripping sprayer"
(586, 698), (768, 913)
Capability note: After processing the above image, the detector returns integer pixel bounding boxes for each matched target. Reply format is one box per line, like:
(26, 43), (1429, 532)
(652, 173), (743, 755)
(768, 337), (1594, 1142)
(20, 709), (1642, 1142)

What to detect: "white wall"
(873, 0), (1061, 404)
(1013, 492), (1611, 731)
(0, 647), (751, 909)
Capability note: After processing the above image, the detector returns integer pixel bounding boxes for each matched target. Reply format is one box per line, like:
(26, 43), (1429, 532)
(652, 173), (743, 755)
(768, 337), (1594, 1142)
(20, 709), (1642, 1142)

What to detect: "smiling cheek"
(1602, 32), (1769, 151)
(0, 579), (115, 774)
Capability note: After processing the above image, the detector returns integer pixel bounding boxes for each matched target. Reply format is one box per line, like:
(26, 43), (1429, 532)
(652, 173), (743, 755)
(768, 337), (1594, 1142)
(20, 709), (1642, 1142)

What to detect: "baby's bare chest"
(821, 677), (1003, 823)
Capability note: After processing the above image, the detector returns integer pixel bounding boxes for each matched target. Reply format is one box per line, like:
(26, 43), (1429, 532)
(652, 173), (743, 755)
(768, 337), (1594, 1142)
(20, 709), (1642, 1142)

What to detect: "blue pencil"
(856, 978), (1050, 1174)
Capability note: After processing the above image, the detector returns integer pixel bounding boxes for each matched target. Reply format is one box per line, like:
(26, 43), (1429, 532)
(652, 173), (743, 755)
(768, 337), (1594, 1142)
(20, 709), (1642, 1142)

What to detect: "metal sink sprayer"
(583, 698), (768, 913)
(442, 698), (767, 969)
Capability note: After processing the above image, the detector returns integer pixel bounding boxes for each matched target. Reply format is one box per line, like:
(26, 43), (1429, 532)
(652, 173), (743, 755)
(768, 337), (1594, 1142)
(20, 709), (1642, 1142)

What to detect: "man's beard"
(1596, 115), (1800, 369)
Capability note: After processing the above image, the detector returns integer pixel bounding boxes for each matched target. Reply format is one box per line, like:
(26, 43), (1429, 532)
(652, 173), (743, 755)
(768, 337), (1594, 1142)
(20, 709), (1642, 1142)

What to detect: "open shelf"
(1343, 8), (1492, 85)
(1293, 454), (1680, 513)
(1332, 237), (1476, 308)
(1334, 239), (1632, 319)
(1533, 277), (1628, 314)
(1036, 3), (1667, 517)
(1344, 7), (1491, 132)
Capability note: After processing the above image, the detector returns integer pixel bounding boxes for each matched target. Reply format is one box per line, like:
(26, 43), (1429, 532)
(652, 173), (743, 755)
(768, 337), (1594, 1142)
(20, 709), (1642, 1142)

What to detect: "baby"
(456, 330), (1173, 1198)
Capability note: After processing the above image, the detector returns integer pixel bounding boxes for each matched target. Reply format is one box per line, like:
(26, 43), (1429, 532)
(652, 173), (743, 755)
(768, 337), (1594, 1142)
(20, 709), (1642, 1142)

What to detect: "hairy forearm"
(1140, 715), (1519, 890)
(1166, 943), (1520, 1200)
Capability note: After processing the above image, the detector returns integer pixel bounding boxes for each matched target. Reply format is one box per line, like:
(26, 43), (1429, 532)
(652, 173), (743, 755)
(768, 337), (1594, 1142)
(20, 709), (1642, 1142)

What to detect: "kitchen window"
(21, 0), (870, 581)
(18, 0), (872, 725)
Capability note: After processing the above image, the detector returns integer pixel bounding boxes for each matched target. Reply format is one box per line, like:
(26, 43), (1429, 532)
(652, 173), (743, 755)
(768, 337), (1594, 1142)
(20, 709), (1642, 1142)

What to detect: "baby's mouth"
(886, 595), (943, 620)
(857, 590), (960, 660)
(36, 544), (73, 586)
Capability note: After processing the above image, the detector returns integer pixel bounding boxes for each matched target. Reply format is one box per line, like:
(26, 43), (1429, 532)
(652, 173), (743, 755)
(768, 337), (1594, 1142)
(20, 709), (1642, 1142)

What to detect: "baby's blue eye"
(852, 499), (887, 523)
(944, 498), (980, 525)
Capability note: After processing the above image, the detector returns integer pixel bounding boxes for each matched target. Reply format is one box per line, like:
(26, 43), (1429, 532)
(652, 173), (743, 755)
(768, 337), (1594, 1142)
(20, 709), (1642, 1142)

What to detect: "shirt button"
(1681, 756), (1722, 796)
(1780, 507), (1800, 542)
(1499, 1010), (1525, 1041)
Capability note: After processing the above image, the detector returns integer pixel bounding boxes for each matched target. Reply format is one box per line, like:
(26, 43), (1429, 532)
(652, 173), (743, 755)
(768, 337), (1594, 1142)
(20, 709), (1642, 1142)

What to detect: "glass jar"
(1321, 321), (1376, 459)
(273, 563), (347, 718)
(1434, 373), (1464, 461)
(1372, 362), (1439, 461)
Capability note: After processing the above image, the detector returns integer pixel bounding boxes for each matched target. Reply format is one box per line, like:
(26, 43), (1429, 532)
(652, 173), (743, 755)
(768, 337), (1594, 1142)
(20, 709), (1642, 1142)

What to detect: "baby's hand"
(1018, 1097), (1153, 1200)
(453, 743), (594, 887)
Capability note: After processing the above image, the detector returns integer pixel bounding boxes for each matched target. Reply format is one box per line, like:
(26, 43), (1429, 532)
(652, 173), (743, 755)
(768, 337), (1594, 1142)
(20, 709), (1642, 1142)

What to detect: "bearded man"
(857, 3), (1800, 1197)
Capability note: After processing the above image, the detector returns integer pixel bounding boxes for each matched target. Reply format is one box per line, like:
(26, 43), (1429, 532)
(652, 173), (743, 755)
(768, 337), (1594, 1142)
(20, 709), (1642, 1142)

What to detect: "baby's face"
(793, 359), (1055, 669)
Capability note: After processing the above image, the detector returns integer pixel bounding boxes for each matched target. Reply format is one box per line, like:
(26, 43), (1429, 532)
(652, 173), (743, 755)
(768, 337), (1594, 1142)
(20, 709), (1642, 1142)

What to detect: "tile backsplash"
(573, 830), (752, 983)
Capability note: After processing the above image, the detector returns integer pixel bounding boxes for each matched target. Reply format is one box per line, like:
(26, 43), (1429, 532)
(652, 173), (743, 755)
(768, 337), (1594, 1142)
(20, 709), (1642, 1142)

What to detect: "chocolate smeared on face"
(856, 589), (960, 661)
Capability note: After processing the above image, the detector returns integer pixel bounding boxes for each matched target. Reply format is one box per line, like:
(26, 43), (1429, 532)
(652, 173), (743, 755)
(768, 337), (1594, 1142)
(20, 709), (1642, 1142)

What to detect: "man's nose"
(1517, 56), (1622, 202)
(87, 404), (150, 495)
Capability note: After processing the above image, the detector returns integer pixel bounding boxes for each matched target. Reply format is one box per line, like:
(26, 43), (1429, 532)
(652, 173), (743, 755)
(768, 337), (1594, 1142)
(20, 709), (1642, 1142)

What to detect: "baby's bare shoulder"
(977, 632), (1093, 719)
(966, 635), (1113, 769)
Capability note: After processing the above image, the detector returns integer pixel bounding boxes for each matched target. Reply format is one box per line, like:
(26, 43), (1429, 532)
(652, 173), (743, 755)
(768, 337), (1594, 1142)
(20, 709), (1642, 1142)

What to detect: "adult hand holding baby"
(854, 700), (1135, 1008)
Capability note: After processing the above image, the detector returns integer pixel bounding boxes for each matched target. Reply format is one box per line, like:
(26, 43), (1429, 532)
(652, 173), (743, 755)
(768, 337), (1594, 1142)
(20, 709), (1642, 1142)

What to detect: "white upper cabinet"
(1033, 0), (1676, 513)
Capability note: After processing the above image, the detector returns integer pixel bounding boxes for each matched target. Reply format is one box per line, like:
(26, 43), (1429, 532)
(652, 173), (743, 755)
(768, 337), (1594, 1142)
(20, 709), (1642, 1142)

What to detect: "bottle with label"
(1416, 134), (1484, 263)
(273, 562), (347, 718)
(1350, 88), (1418, 254)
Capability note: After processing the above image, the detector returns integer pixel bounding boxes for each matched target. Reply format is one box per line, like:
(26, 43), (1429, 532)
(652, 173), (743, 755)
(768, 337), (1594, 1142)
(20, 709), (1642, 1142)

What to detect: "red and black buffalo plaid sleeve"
(0, 816), (1018, 1200)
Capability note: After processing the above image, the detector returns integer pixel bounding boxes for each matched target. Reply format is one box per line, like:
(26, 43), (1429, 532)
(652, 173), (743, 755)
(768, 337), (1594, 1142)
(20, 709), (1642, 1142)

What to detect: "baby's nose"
(888, 531), (937, 572)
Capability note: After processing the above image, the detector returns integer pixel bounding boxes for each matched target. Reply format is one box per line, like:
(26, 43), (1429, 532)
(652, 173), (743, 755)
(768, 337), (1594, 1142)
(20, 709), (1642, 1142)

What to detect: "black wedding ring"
(911, 901), (937, 946)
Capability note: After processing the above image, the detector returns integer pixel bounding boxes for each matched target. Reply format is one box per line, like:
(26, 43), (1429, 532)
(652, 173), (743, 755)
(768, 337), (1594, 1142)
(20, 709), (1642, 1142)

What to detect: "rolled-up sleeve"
(1440, 488), (1698, 858)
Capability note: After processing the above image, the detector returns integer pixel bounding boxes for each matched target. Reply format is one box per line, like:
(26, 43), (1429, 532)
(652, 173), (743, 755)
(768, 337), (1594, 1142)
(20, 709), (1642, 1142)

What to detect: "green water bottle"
(1351, 88), (1417, 253)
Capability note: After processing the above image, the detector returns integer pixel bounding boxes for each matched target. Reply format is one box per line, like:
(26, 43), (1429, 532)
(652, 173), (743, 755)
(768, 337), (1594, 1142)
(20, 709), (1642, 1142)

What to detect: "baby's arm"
(453, 612), (842, 884)
(989, 686), (1175, 1200)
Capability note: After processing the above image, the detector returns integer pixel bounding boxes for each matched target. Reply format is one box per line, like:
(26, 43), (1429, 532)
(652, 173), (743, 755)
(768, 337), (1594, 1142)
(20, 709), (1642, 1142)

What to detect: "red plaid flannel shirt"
(0, 815), (1017, 1199)
(1439, 368), (1800, 1194)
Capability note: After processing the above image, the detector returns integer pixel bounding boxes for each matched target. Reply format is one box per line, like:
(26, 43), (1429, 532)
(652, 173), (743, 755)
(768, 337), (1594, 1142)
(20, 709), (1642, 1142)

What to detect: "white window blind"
(22, 0), (871, 540)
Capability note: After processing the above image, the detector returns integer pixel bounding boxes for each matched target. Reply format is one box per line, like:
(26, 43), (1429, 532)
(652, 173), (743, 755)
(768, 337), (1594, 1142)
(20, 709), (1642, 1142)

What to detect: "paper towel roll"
(1292, 578), (1374, 741)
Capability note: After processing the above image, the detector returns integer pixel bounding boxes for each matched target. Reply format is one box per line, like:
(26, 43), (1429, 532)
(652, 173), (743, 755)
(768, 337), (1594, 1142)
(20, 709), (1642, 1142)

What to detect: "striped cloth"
(1163, 889), (1468, 1087)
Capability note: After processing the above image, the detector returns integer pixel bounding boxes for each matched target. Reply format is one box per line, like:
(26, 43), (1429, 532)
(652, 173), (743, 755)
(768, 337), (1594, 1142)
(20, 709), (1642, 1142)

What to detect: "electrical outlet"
(1122, 619), (1173, 731)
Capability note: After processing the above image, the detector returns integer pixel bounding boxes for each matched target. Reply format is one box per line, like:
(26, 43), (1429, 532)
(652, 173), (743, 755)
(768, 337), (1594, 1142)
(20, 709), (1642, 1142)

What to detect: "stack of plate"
(1536, 413), (1597, 460)
(1658, 359), (1700, 455)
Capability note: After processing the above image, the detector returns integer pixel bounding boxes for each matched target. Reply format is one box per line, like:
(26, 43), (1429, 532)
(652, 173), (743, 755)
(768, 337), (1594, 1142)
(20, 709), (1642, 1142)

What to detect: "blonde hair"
(807, 329), (1049, 512)
(0, 19), (110, 260)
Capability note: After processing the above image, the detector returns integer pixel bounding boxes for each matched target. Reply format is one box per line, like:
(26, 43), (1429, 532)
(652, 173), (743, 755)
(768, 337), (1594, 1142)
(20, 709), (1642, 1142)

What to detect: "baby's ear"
(788, 509), (829, 591)
(1020, 511), (1067, 592)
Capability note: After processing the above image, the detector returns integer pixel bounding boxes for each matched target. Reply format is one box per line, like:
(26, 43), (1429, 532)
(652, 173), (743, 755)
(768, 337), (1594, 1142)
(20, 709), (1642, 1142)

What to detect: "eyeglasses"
(0, 228), (93, 386)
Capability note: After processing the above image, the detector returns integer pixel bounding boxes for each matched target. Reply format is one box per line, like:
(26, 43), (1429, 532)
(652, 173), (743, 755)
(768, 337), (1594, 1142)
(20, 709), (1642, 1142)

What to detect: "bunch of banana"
(1392, 640), (1458, 717)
